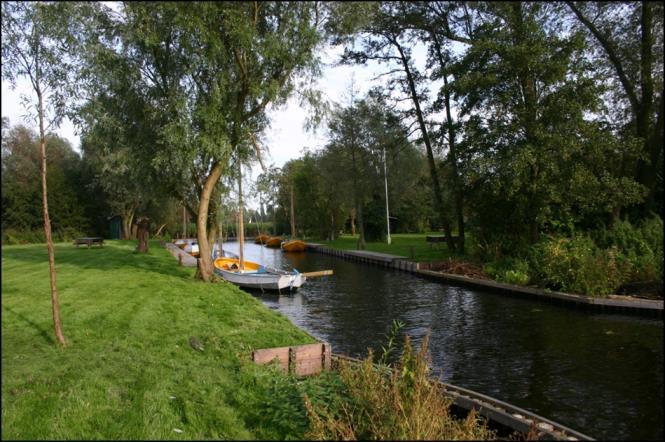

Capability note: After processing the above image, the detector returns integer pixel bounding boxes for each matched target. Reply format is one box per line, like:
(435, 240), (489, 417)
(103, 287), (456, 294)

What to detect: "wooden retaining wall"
(305, 243), (663, 317)
(252, 342), (332, 377)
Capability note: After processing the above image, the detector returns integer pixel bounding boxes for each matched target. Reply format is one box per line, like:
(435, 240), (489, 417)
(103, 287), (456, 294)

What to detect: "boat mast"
(238, 159), (245, 270)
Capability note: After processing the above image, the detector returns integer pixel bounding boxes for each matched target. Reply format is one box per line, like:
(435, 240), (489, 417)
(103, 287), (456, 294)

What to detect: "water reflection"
(222, 241), (663, 440)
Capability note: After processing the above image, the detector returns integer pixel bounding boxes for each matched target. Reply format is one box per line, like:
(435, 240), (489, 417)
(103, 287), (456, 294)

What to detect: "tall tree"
(452, 2), (644, 251)
(1, 1), (87, 345)
(95, 2), (325, 281)
(330, 2), (458, 250)
(566, 1), (664, 217)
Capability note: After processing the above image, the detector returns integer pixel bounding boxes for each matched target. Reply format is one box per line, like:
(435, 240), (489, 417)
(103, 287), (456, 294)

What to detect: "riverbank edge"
(306, 243), (663, 318)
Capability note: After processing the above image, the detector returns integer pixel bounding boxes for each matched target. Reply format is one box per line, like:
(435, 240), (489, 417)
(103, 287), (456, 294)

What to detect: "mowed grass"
(1, 240), (316, 440)
(319, 233), (462, 262)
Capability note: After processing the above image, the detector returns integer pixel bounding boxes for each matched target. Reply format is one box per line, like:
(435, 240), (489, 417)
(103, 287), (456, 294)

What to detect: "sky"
(1, 44), (384, 167)
(1, 33), (432, 209)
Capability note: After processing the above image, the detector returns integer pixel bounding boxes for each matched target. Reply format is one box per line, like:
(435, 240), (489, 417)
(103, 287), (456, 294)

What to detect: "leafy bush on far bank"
(483, 258), (531, 286)
(528, 235), (627, 296)
(477, 216), (663, 297)
(591, 216), (663, 282)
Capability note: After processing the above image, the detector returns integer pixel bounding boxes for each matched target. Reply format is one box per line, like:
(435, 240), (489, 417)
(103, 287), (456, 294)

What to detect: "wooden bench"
(73, 237), (104, 248)
(426, 235), (460, 250)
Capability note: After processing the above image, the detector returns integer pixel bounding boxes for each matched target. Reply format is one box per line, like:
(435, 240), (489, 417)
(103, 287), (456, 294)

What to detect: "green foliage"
(591, 216), (664, 282)
(528, 235), (628, 296)
(304, 335), (496, 440)
(483, 258), (531, 286)
(232, 363), (346, 440)
(1, 124), (92, 234)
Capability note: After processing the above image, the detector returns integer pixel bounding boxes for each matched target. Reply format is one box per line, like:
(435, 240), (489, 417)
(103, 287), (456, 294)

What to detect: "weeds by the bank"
(304, 334), (496, 440)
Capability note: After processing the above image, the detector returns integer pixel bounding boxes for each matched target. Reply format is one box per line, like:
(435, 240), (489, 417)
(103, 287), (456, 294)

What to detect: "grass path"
(318, 233), (462, 262)
(2, 240), (317, 439)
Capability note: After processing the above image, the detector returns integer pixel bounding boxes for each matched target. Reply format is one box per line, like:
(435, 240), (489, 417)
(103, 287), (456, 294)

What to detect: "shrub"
(591, 216), (663, 282)
(483, 258), (531, 286)
(528, 235), (628, 296)
(304, 335), (495, 440)
(1, 228), (45, 245)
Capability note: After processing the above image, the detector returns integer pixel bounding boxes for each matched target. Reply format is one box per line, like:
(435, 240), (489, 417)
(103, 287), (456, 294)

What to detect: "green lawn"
(1, 240), (323, 439)
(318, 233), (464, 262)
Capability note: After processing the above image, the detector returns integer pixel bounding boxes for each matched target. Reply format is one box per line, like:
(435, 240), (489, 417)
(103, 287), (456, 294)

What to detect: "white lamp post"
(383, 146), (391, 245)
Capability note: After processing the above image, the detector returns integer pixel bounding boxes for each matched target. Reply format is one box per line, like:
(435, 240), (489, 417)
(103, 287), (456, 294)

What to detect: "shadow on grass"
(2, 241), (194, 280)
(2, 305), (55, 345)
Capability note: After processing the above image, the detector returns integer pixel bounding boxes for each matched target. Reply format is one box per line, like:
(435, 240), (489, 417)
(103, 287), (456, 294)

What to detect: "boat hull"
(215, 268), (304, 291)
(213, 257), (303, 291)
(254, 234), (270, 245)
(265, 237), (282, 248)
(282, 240), (306, 252)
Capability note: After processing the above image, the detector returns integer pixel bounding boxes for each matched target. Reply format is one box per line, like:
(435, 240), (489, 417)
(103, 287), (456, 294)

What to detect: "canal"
(223, 241), (663, 440)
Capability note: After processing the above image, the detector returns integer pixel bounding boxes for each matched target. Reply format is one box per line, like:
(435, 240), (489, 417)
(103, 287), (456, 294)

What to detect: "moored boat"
(281, 239), (306, 252)
(214, 257), (304, 291)
(185, 243), (199, 257)
(265, 236), (282, 248)
(255, 234), (270, 245)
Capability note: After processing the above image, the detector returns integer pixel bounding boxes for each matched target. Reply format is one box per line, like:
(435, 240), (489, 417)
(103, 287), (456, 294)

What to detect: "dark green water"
(225, 242), (663, 440)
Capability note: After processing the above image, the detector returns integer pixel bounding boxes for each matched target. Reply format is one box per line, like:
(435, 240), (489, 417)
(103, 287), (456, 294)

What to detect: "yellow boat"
(265, 236), (283, 248)
(255, 234), (270, 245)
(214, 257), (262, 271)
(281, 239), (306, 252)
(213, 257), (304, 291)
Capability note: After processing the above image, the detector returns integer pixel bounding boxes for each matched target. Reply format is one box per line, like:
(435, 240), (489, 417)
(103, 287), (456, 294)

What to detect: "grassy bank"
(1, 240), (320, 439)
(320, 233), (459, 262)
(318, 227), (663, 298)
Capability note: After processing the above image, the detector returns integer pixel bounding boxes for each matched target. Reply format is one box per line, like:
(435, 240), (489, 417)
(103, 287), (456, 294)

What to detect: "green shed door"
(109, 217), (122, 239)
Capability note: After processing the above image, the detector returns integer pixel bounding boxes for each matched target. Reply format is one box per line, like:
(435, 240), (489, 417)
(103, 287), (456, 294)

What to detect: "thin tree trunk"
(289, 184), (297, 238)
(351, 211), (356, 236)
(155, 223), (166, 237)
(392, 36), (455, 250)
(350, 145), (366, 249)
(238, 163), (245, 270)
(431, 31), (465, 254)
(182, 204), (187, 238)
(196, 162), (224, 281)
(38, 87), (65, 346)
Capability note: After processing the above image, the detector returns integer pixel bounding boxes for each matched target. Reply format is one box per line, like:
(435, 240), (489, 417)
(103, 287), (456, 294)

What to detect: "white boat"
(184, 240), (199, 257)
(214, 161), (305, 292)
(213, 257), (304, 292)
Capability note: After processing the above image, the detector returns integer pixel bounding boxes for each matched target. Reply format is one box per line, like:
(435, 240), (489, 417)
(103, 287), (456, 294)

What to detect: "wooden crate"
(252, 342), (331, 377)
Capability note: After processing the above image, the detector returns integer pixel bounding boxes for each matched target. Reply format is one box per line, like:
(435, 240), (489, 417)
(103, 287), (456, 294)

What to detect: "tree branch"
(565, 1), (639, 115)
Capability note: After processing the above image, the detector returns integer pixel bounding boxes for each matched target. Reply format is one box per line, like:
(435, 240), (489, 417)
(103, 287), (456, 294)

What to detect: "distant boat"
(185, 242), (199, 257)
(282, 239), (306, 252)
(175, 238), (199, 257)
(255, 234), (270, 245)
(265, 236), (282, 248)
(213, 257), (304, 291)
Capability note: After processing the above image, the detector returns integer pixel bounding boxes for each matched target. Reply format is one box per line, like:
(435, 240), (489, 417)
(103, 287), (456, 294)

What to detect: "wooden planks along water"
(252, 342), (331, 376)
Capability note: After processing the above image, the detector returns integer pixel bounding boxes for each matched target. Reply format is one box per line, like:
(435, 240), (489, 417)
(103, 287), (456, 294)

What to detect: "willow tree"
(103, 2), (324, 280)
(1, 2), (91, 345)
